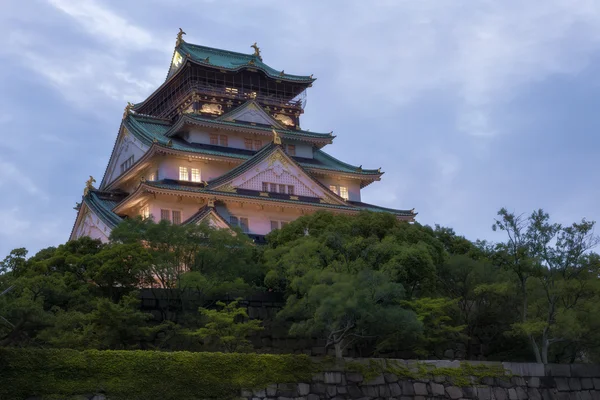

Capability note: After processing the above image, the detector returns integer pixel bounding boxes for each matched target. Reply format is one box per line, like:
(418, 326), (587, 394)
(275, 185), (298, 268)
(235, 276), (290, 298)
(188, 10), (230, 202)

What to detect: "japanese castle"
(70, 30), (416, 243)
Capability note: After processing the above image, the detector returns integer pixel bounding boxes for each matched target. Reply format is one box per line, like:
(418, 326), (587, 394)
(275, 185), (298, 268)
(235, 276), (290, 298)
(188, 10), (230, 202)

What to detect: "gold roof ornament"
(84, 176), (96, 196)
(167, 139), (173, 147)
(204, 57), (210, 63)
(122, 102), (134, 120)
(410, 208), (415, 213)
(207, 198), (215, 208)
(272, 128), (282, 145)
(176, 28), (186, 46)
(251, 42), (262, 61)
(279, 70), (285, 76)
(378, 168), (381, 173)
(310, 74), (313, 79)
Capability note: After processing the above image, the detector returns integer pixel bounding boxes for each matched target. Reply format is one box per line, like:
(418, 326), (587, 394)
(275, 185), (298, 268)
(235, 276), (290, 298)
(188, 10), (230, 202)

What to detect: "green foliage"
(191, 299), (263, 353)
(0, 348), (315, 400)
(278, 268), (421, 358)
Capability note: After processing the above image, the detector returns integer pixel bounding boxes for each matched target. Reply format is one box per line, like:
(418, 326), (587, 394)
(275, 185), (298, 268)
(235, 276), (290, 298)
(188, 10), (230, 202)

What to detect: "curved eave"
(166, 114), (334, 144)
(114, 182), (359, 215)
(178, 42), (316, 84)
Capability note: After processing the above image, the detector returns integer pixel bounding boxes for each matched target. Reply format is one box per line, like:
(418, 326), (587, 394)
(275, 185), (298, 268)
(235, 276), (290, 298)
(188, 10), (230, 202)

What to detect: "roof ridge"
(315, 149), (381, 173)
(180, 41), (255, 61)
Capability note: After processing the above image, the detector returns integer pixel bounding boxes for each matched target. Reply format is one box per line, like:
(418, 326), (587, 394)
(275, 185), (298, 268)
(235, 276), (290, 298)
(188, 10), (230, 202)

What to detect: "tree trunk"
(334, 342), (343, 359)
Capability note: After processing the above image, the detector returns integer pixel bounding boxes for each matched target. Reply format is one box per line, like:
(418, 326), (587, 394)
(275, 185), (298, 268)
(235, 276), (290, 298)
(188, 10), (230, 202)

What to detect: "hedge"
(0, 348), (315, 400)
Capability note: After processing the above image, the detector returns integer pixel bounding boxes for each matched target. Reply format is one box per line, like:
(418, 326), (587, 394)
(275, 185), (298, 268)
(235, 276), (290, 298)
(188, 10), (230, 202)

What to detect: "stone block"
(326, 385), (337, 397)
(582, 379), (595, 390)
(503, 362), (546, 377)
(390, 383), (402, 396)
(337, 385), (347, 394)
(241, 389), (253, 397)
(591, 391), (600, 400)
(541, 389), (558, 400)
(477, 387), (492, 400)
(414, 396), (426, 400)
(446, 386), (463, 399)
(494, 387), (508, 400)
(347, 385), (363, 398)
(516, 386), (528, 400)
(266, 384), (278, 396)
(414, 382), (428, 395)
(384, 372), (399, 383)
(91, 396), (106, 400)
(578, 391), (593, 400)
(556, 378), (571, 391)
(363, 375), (385, 385)
(430, 382), (445, 396)
(346, 372), (364, 383)
(311, 383), (327, 394)
(595, 379), (600, 390)
(312, 372), (325, 382)
(362, 385), (379, 397)
(557, 392), (571, 400)
(529, 377), (541, 388)
(379, 384), (391, 397)
(511, 377), (526, 386)
(307, 394), (320, 400)
(573, 365), (600, 378)
(402, 381), (415, 395)
(253, 388), (266, 397)
(277, 382), (298, 397)
(297, 383), (310, 396)
(497, 378), (514, 388)
(547, 364), (572, 377)
(481, 377), (495, 386)
(570, 378), (583, 391)
(324, 372), (343, 384)
(508, 388), (518, 400)
(528, 388), (542, 400)
(463, 387), (477, 398)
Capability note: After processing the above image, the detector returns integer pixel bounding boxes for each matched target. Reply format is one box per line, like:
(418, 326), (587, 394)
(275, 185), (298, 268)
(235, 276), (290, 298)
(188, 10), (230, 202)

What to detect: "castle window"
(244, 138), (253, 150)
(210, 134), (218, 145)
(329, 185), (349, 200)
(286, 145), (296, 156)
(220, 135), (228, 147)
(263, 182), (295, 194)
(172, 210), (182, 225)
(270, 220), (289, 231)
(225, 87), (238, 95)
(179, 166), (189, 181)
(191, 168), (201, 182)
(120, 155), (134, 173)
(160, 209), (182, 224)
(230, 216), (249, 233)
(254, 140), (262, 150)
(140, 206), (150, 219)
(339, 186), (349, 200)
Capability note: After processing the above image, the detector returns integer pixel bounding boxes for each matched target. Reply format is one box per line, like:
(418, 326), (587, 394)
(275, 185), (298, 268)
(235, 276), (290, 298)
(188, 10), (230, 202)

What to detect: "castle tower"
(70, 31), (416, 243)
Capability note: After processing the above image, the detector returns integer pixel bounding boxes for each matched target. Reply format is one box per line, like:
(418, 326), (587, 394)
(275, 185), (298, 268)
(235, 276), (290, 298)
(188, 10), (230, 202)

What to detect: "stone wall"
(240, 360), (600, 400)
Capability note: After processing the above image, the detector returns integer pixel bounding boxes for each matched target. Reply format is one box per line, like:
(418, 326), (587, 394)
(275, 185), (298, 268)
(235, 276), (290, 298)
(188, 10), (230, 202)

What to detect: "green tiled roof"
(84, 191), (125, 228)
(143, 181), (415, 217)
(124, 114), (381, 178)
(177, 42), (314, 83)
(182, 205), (231, 227)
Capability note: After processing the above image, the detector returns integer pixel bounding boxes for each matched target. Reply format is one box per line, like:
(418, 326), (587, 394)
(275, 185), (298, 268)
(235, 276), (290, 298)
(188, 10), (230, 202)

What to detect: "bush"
(0, 348), (314, 400)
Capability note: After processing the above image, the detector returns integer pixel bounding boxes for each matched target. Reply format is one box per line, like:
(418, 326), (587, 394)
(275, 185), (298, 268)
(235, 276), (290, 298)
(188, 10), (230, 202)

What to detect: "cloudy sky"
(1, 0), (599, 257)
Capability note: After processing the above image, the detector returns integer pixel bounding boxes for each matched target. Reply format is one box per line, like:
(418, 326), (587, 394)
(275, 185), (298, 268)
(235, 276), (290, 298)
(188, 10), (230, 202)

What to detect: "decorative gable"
(101, 127), (149, 189)
(212, 147), (345, 205)
(220, 101), (283, 128)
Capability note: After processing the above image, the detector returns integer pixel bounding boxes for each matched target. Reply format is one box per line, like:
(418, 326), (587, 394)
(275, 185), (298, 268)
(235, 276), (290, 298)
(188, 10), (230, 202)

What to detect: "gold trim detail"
(176, 28), (186, 46)
(84, 176), (96, 196)
(259, 192), (270, 197)
(289, 195), (299, 200)
(219, 184), (237, 193)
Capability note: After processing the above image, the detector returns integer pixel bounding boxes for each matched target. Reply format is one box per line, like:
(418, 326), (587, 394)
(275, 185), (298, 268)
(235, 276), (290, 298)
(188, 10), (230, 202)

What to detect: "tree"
(493, 208), (600, 363)
(278, 268), (420, 358)
(192, 299), (263, 353)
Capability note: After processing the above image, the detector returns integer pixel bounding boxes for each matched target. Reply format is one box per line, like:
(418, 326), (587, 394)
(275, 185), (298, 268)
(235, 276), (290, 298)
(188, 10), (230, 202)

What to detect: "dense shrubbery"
(0, 348), (314, 399)
(1, 209), (599, 363)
